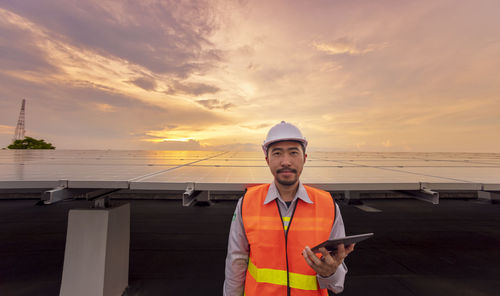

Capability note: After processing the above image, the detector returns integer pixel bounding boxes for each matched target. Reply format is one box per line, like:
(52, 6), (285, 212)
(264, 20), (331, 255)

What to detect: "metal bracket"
(182, 183), (212, 206)
(42, 185), (120, 207)
(194, 190), (212, 205)
(93, 198), (110, 208)
(41, 180), (71, 204)
(87, 189), (121, 208)
(399, 184), (439, 204)
(419, 186), (439, 204)
(182, 183), (196, 206)
(477, 191), (500, 203)
(42, 186), (72, 204)
(343, 191), (361, 205)
(183, 190), (213, 207)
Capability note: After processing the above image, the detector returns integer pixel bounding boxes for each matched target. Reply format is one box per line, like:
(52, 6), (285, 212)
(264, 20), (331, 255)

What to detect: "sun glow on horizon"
(145, 137), (196, 143)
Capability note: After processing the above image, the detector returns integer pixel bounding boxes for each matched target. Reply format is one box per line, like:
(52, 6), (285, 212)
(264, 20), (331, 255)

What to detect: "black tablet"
(310, 233), (374, 253)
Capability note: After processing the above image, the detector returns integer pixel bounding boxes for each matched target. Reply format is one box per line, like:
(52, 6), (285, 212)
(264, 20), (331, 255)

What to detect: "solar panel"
(1, 150), (499, 193)
(329, 159), (499, 167)
(394, 167), (500, 184)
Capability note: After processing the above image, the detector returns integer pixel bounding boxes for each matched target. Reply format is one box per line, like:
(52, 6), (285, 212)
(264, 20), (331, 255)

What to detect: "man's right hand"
(302, 244), (355, 277)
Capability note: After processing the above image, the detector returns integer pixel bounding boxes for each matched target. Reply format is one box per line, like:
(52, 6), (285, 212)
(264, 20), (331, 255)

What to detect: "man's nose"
(281, 154), (292, 166)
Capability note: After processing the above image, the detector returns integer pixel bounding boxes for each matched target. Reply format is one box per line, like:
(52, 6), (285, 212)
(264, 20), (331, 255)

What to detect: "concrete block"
(60, 203), (130, 296)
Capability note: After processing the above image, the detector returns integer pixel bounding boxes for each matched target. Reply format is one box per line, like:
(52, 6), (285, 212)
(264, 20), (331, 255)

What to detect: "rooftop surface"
(0, 198), (499, 296)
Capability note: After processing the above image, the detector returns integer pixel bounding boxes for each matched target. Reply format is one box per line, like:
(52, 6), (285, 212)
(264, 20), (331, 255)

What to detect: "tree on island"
(7, 137), (55, 149)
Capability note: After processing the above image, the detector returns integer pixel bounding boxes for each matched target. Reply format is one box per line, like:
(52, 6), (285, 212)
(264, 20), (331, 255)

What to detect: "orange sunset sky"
(0, 0), (499, 152)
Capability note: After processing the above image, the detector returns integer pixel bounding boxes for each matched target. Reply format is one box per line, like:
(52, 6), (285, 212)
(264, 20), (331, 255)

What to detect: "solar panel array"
(0, 150), (499, 191)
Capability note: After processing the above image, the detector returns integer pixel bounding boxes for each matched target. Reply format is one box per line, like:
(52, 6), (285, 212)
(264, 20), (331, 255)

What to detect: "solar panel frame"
(0, 180), (61, 189)
(483, 184), (500, 191)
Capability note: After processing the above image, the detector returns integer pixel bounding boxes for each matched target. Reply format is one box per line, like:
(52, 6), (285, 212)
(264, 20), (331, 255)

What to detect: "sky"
(1, 0), (499, 152)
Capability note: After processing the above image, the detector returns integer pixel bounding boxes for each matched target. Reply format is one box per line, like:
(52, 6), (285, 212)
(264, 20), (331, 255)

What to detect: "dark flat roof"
(0, 198), (499, 295)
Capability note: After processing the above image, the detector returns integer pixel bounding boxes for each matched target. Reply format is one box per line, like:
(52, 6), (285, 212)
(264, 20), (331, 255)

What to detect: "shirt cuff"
(317, 262), (347, 292)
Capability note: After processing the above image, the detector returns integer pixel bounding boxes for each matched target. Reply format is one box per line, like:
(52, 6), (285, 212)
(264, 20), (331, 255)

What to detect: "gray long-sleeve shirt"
(223, 182), (348, 295)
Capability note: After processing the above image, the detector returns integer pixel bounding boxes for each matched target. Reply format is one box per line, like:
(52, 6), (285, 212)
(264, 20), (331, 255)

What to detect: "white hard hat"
(262, 121), (308, 154)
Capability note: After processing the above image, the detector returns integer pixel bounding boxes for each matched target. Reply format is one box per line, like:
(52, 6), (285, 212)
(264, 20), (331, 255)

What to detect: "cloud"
(313, 37), (388, 56)
(241, 123), (272, 130)
(1, 1), (500, 152)
(1, 1), (223, 77)
(143, 124), (216, 143)
(210, 142), (259, 152)
(150, 138), (206, 150)
(0, 6), (228, 118)
(355, 142), (366, 150)
(130, 76), (157, 91)
(148, 139), (259, 151)
(196, 99), (234, 110)
(0, 8), (59, 74)
(382, 140), (393, 147)
(95, 103), (116, 113)
(131, 75), (221, 96)
(169, 81), (220, 96)
(0, 124), (14, 135)
(139, 122), (267, 151)
(0, 69), (233, 149)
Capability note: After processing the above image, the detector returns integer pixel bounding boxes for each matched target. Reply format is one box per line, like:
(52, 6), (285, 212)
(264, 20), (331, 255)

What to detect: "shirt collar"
(264, 181), (313, 205)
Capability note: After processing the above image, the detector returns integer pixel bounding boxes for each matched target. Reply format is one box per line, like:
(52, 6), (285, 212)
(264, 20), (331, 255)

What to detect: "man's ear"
(304, 153), (308, 161)
(265, 156), (269, 165)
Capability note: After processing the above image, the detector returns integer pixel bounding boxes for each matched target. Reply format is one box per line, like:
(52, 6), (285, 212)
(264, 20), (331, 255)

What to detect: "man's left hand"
(302, 244), (355, 277)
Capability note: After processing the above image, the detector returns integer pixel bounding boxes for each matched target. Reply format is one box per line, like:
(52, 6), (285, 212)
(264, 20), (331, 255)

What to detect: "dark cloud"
(1, 0), (223, 77)
(168, 81), (220, 96)
(130, 76), (220, 96)
(196, 99), (234, 110)
(131, 76), (157, 91)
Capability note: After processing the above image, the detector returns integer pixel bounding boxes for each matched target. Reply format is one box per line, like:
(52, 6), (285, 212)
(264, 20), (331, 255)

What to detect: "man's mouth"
(277, 168), (297, 174)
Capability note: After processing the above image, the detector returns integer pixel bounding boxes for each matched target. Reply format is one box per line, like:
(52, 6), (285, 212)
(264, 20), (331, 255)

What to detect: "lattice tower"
(13, 99), (26, 142)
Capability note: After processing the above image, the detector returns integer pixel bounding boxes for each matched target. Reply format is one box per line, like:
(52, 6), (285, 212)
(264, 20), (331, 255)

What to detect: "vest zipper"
(276, 199), (299, 296)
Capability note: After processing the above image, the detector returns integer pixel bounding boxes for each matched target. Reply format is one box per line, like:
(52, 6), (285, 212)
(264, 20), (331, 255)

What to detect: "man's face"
(266, 141), (307, 187)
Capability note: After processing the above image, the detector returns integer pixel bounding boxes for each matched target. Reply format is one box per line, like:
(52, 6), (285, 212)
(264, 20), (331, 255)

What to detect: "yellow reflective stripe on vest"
(282, 216), (290, 231)
(248, 259), (318, 291)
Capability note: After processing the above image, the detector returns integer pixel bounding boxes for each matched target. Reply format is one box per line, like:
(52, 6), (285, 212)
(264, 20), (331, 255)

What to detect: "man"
(224, 121), (354, 296)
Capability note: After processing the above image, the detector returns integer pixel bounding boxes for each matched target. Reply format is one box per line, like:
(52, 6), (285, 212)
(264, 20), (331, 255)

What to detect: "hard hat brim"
(262, 138), (308, 154)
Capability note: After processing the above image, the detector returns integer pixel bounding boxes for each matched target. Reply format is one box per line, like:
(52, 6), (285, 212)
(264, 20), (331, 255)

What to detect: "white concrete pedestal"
(60, 203), (130, 296)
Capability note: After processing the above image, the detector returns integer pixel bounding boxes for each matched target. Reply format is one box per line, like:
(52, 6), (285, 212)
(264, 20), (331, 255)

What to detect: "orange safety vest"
(242, 184), (335, 296)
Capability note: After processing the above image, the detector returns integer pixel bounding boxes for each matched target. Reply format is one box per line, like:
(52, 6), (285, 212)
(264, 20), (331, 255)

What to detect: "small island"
(7, 136), (56, 149)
